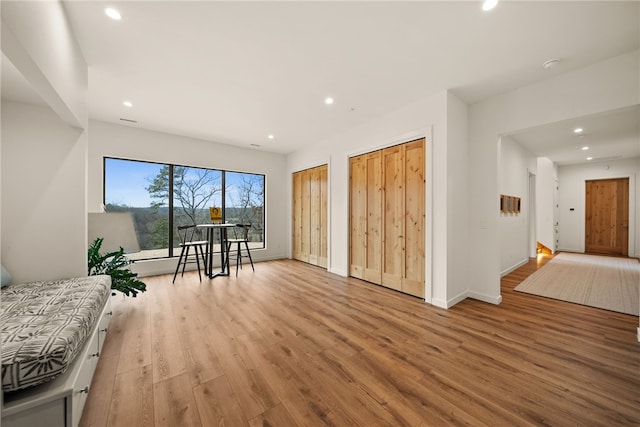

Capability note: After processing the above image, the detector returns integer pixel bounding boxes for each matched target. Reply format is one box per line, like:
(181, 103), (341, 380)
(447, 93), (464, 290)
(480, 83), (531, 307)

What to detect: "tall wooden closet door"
(349, 152), (383, 283)
(309, 167), (328, 268)
(300, 171), (311, 262)
(402, 139), (425, 297)
(319, 166), (328, 267)
(292, 165), (328, 268)
(292, 172), (304, 261)
(350, 155), (367, 279)
(364, 152), (383, 283)
(349, 138), (425, 298)
(382, 145), (404, 291)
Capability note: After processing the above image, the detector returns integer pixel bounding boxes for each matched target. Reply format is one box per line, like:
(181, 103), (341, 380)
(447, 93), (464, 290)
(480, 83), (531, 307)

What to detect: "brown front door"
(585, 178), (629, 256)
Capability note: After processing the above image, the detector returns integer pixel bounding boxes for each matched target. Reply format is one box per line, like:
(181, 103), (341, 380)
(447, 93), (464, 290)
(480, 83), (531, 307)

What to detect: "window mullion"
(168, 164), (174, 257)
(221, 171), (226, 223)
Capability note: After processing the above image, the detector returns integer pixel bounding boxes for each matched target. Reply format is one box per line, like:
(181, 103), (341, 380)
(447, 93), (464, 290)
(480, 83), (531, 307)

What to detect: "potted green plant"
(88, 237), (147, 297)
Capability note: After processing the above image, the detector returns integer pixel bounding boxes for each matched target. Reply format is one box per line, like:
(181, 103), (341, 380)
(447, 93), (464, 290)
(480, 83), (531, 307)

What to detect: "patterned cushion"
(1, 275), (111, 392)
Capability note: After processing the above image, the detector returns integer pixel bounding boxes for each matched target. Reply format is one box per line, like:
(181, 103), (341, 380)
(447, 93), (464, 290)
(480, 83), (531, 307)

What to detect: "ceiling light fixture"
(105, 8), (122, 20)
(581, 146), (589, 151)
(267, 134), (274, 140)
(123, 101), (133, 108)
(482, 0), (498, 11)
(542, 59), (560, 70)
(324, 97), (334, 105)
(574, 127), (583, 134)
(586, 157), (593, 161)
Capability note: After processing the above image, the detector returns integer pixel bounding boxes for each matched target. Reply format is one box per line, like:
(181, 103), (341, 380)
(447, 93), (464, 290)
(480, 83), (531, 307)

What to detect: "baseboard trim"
(501, 259), (529, 277)
(468, 291), (502, 305)
(431, 291), (468, 309)
(431, 298), (449, 309)
(329, 267), (348, 277)
(447, 291), (469, 308)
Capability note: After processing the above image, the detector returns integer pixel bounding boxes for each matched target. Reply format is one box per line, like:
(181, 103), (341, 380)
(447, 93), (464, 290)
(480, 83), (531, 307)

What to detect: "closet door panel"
(300, 171), (311, 262)
(309, 168), (321, 265)
(292, 172), (303, 261)
(319, 166), (328, 268)
(402, 139), (425, 297)
(364, 152), (382, 284)
(293, 165), (329, 268)
(349, 155), (367, 278)
(382, 146), (403, 290)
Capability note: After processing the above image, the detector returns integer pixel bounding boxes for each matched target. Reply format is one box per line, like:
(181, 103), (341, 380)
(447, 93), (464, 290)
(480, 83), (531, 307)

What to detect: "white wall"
(1, 102), (87, 282)
(558, 157), (640, 257)
(445, 92), (470, 306)
(536, 157), (557, 253)
(1, 1), (88, 283)
(468, 50), (639, 304)
(498, 136), (537, 275)
(87, 120), (289, 277)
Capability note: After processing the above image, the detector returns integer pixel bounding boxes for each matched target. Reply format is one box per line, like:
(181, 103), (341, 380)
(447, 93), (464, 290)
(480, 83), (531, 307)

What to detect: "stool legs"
(173, 244), (205, 283)
(226, 241), (255, 276)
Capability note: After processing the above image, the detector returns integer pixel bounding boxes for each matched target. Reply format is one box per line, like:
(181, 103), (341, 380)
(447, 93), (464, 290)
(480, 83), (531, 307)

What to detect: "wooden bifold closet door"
(349, 138), (425, 297)
(292, 165), (328, 268)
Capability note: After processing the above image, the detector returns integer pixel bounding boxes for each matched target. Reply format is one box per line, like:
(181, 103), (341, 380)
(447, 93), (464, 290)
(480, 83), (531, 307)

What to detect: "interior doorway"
(585, 178), (629, 256)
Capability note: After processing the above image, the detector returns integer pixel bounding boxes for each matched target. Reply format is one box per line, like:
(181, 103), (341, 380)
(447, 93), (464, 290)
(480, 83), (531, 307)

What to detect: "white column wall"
(468, 50), (639, 303)
(498, 136), (537, 276)
(1, 102), (87, 283)
(87, 120), (289, 277)
(444, 92), (471, 306)
(1, 1), (88, 283)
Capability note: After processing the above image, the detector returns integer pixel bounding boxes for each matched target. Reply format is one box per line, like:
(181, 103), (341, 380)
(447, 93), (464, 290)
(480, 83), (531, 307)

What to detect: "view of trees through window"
(104, 158), (265, 260)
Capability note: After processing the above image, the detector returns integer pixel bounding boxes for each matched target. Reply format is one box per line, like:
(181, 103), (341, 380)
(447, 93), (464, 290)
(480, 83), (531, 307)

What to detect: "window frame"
(103, 156), (266, 260)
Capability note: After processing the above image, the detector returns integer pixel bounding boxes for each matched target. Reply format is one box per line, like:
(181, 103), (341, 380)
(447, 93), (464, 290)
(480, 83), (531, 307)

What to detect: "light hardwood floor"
(80, 256), (640, 426)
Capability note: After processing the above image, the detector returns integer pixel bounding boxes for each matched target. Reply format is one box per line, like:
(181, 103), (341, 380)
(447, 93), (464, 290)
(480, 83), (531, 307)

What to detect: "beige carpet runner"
(515, 252), (639, 316)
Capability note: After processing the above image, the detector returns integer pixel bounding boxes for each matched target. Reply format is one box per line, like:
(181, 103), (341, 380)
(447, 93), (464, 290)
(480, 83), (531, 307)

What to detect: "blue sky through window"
(105, 158), (163, 208)
(105, 158), (261, 208)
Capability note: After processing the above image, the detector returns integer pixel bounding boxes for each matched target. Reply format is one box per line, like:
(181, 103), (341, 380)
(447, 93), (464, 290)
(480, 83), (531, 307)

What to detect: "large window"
(104, 158), (265, 260)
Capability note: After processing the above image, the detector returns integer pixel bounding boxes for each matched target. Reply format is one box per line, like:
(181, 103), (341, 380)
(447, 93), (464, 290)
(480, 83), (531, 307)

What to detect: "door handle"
(620, 224), (628, 228)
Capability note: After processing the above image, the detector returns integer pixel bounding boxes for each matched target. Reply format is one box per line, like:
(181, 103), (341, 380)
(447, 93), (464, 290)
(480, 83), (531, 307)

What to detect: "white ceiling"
(3, 1), (639, 162)
(508, 106), (640, 166)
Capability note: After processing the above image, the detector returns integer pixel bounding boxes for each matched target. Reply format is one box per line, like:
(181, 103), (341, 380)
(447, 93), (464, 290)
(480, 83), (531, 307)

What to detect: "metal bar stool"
(173, 224), (208, 283)
(225, 223), (255, 276)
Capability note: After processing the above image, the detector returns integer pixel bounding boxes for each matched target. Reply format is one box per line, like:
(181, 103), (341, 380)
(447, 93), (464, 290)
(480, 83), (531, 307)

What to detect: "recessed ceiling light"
(482, 0), (498, 11)
(123, 101), (133, 108)
(574, 127), (583, 134)
(581, 146), (589, 151)
(324, 97), (334, 105)
(586, 157), (593, 161)
(105, 8), (122, 20)
(267, 134), (274, 140)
